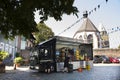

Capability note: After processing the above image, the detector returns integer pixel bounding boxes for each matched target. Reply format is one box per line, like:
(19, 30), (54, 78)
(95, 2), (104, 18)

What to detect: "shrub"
(0, 51), (8, 61)
(14, 57), (23, 64)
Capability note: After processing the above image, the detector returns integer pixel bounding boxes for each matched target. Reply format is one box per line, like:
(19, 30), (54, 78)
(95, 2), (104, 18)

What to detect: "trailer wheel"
(29, 66), (35, 69)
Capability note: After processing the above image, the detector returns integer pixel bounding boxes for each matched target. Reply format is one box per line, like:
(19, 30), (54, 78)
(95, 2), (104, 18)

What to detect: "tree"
(118, 45), (120, 49)
(0, 0), (78, 39)
(34, 23), (54, 44)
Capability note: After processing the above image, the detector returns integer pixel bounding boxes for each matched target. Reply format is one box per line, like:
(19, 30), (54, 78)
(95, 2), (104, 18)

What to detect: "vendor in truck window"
(39, 49), (49, 60)
(45, 49), (48, 57)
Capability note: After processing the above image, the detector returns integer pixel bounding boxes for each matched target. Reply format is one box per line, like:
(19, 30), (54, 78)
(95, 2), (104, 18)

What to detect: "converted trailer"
(29, 36), (93, 72)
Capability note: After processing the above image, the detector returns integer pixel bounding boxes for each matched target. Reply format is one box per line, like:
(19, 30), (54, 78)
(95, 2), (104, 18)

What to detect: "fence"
(93, 48), (120, 57)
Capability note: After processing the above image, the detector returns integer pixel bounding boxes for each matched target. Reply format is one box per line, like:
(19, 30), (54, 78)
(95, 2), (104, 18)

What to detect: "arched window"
(79, 35), (82, 39)
(87, 34), (93, 43)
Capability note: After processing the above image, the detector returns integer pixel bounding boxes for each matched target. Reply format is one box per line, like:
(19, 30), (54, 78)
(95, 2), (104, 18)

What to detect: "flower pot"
(0, 61), (2, 64)
(0, 63), (5, 73)
(78, 67), (82, 72)
(16, 63), (21, 67)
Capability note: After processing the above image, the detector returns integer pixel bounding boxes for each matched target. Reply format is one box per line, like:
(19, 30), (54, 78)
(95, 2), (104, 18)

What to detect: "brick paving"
(0, 65), (120, 80)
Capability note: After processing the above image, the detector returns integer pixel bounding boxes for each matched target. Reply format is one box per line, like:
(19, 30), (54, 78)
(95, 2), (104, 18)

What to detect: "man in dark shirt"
(63, 56), (70, 72)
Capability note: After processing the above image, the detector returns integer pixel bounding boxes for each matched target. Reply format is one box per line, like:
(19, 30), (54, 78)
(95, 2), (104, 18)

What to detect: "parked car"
(93, 55), (102, 63)
(109, 57), (119, 63)
(100, 55), (110, 63)
(93, 55), (110, 63)
(117, 57), (120, 62)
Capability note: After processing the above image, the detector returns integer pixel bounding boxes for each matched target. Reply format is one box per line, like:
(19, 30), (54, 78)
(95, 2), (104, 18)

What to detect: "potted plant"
(0, 51), (8, 73)
(0, 51), (8, 63)
(14, 57), (23, 67)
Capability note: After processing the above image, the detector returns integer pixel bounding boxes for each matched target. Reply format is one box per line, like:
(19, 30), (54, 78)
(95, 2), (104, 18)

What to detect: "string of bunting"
(57, 0), (109, 36)
(107, 26), (120, 34)
(57, 17), (83, 35)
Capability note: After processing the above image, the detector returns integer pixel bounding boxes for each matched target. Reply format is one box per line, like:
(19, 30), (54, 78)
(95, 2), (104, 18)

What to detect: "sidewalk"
(5, 63), (120, 71)
(1, 65), (120, 80)
(94, 63), (120, 66)
(5, 66), (30, 72)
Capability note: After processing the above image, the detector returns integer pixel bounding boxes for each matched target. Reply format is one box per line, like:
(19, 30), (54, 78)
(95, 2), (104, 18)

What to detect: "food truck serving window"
(39, 48), (51, 60)
(56, 41), (93, 62)
(56, 41), (79, 62)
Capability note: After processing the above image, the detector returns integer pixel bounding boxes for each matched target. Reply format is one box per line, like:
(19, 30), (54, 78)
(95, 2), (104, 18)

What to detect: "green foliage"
(14, 57), (23, 64)
(118, 45), (120, 49)
(14, 52), (23, 64)
(0, 51), (8, 61)
(34, 23), (54, 44)
(0, 0), (78, 39)
(15, 52), (20, 57)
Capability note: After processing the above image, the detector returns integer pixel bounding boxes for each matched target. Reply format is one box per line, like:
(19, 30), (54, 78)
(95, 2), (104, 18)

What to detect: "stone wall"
(93, 48), (120, 57)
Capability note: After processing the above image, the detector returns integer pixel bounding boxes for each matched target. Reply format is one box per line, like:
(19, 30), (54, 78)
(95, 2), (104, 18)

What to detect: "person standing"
(63, 56), (70, 72)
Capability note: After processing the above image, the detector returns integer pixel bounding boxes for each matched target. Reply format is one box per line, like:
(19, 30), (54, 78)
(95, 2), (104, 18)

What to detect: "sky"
(34, 0), (120, 48)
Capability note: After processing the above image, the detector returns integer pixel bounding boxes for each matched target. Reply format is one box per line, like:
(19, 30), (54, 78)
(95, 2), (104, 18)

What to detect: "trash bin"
(86, 61), (91, 70)
(68, 64), (73, 73)
(86, 65), (90, 70)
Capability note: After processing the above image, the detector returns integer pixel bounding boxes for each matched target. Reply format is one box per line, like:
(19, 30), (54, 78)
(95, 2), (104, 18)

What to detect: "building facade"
(0, 35), (26, 60)
(73, 11), (109, 49)
(98, 23), (109, 48)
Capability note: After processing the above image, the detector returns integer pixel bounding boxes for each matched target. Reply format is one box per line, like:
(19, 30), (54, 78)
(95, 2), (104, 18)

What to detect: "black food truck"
(29, 36), (93, 72)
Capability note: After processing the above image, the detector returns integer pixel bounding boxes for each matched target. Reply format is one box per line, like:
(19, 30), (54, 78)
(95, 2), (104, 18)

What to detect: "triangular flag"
(106, 0), (108, 3)
(94, 8), (96, 11)
(98, 5), (100, 8)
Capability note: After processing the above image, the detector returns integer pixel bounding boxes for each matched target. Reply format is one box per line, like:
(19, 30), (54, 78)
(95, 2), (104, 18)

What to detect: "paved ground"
(0, 64), (120, 80)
